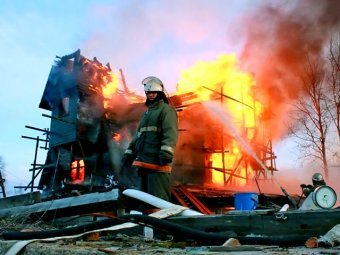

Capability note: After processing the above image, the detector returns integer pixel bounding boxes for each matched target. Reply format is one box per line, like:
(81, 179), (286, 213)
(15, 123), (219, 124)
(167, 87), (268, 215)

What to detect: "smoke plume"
(239, 0), (340, 139)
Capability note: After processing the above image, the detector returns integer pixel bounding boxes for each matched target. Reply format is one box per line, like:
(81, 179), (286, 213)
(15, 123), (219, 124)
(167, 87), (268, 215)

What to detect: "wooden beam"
(0, 191), (40, 209)
(0, 189), (119, 220)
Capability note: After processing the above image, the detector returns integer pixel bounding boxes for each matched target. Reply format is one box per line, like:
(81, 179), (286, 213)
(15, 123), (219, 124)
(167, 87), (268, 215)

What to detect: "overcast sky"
(0, 0), (313, 196)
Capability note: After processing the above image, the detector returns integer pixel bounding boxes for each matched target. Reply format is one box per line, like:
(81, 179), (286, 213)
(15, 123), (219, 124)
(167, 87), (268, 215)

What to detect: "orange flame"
(112, 132), (122, 142)
(177, 54), (263, 186)
(71, 159), (85, 184)
(210, 141), (250, 186)
(101, 71), (145, 109)
(102, 72), (119, 108)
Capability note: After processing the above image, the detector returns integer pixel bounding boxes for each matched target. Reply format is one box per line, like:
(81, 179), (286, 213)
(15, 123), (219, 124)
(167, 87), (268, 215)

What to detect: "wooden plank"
(208, 244), (280, 252)
(167, 208), (340, 238)
(0, 191), (41, 209)
(0, 189), (119, 220)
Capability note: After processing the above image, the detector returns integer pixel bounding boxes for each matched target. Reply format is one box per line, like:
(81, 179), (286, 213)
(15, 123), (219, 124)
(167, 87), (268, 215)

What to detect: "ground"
(0, 234), (339, 255)
(0, 210), (339, 254)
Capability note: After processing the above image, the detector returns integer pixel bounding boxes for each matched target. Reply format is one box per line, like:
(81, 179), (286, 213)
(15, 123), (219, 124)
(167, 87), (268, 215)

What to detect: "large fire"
(177, 54), (263, 186)
(98, 53), (266, 187)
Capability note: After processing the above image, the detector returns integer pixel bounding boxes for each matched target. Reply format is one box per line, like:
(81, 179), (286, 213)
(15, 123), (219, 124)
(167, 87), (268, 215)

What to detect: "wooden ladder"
(171, 186), (213, 215)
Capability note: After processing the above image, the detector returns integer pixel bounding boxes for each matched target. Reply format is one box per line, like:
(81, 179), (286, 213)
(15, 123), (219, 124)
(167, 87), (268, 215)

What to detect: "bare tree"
(326, 35), (340, 141)
(289, 55), (330, 178)
(0, 156), (6, 197)
(0, 156), (4, 171)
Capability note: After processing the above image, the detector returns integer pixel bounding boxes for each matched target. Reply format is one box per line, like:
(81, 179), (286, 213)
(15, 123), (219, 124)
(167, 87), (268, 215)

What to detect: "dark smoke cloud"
(239, 0), (340, 139)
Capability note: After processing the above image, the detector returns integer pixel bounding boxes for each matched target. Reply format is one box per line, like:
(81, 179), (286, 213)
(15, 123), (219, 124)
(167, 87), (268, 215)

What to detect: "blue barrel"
(234, 192), (258, 211)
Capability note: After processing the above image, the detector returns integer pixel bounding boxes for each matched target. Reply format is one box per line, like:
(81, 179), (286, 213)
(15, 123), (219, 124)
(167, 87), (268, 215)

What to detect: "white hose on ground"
(122, 189), (203, 216)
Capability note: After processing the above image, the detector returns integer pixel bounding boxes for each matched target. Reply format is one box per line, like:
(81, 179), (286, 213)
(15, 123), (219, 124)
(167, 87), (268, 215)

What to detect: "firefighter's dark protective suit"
(123, 98), (178, 201)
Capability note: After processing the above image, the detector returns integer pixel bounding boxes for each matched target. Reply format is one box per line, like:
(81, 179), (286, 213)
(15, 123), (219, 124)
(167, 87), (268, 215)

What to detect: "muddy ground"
(1, 233), (339, 255)
(0, 214), (339, 255)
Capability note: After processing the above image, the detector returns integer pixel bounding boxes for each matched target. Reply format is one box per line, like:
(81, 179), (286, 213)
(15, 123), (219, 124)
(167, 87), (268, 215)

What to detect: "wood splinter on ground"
(305, 236), (318, 248)
(222, 237), (241, 247)
(83, 232), (100, 241)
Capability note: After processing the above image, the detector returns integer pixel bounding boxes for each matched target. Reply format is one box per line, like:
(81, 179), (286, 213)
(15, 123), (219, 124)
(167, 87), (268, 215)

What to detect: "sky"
(0, 0), (338, 198)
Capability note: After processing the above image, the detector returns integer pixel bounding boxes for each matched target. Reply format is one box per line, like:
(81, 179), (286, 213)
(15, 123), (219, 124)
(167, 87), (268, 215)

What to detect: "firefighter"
(121, 76), (178, 201)
(300, 172), (326, 197)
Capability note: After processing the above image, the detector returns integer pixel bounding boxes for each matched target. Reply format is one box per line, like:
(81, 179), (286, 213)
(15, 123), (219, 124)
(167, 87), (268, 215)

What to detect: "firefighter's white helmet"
(142, 76), (164, 92)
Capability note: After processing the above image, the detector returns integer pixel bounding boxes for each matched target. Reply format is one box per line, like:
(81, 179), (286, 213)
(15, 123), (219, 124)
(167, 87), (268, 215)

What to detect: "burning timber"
(19, 50), (281, 194)
(1, 50), (339, 250)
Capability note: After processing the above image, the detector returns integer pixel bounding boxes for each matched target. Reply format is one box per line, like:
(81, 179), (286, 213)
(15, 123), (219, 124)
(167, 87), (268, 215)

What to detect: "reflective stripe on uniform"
(137, 126), (161, 137)
(161, 145), (174, 154)
(140, 126), (160, 132)
(132, 161), (171, 173)
(125, 149), (133, 154)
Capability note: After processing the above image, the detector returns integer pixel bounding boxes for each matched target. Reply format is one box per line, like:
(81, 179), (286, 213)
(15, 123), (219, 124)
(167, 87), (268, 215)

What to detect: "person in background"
(121, 76), (178, 201)
(300, 172), (326, 197)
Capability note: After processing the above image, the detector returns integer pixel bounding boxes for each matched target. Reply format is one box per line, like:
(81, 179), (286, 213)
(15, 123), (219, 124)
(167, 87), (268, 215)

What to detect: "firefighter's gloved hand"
(121, 154), (135, 168)
(159, 156), (172, 166)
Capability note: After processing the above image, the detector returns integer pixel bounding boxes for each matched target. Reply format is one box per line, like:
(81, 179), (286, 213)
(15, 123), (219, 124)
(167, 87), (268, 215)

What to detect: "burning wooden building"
(21, 50), (278, 203)
(6, 51), (339, 249)
(34, 50), (143, 192)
